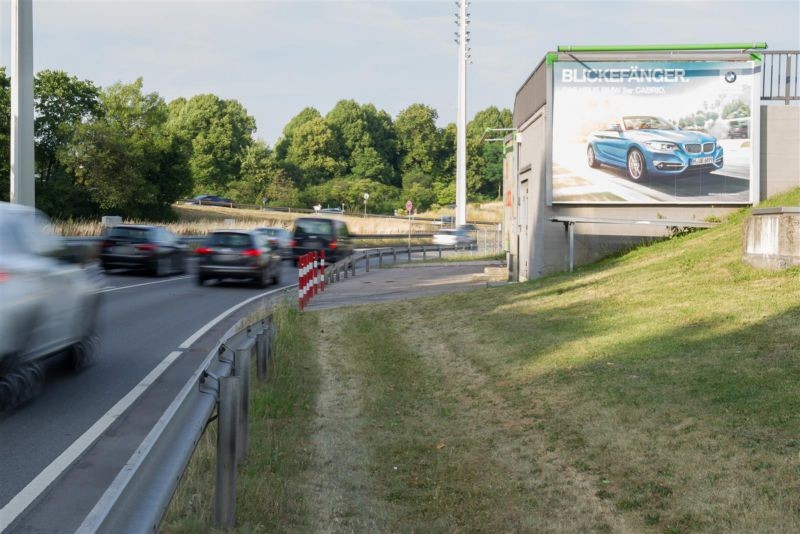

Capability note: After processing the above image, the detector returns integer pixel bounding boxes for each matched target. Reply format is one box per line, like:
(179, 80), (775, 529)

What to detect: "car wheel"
(587, 145), (600, 168)
(0, 364), (44, 412)
(69, 332), (99, 372)
(627, 148), (647, 181)
(255, 268), (268, 288)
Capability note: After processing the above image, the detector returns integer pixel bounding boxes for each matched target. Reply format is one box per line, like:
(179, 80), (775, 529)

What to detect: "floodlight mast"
(10, 0), (35, 207)
(454, 0), (470, 226)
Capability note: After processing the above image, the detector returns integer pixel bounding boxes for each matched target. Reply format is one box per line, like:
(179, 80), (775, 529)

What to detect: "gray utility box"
(743, 207), (800, 269)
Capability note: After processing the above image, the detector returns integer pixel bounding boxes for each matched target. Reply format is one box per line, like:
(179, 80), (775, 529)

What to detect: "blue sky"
(1, 0), (798, 143)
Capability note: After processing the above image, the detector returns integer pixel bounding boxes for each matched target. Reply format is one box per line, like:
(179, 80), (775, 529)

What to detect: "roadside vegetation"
(163, 189), (800, 531)
(161, 302), (319, 532)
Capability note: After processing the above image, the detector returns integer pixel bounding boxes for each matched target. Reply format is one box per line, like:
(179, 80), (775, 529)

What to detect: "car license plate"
(214, 254), (236, 262)
(690, 156), (713, 166)
(113, 245), (133, 254)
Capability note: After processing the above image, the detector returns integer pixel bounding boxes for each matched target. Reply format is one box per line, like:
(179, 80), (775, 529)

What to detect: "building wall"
(760, 105), (800, 200)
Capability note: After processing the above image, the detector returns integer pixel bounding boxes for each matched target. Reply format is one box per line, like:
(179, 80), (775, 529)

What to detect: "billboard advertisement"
(551, 60), (758, 204)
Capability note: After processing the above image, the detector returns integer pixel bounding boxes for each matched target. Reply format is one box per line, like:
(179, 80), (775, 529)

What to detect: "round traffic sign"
(405, 200), (413, 211)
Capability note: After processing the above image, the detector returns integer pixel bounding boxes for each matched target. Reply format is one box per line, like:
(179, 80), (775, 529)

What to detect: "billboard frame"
(545, 49), (763, 207)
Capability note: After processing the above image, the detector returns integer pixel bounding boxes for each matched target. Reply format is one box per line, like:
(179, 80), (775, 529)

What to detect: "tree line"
(0, 68), (512, 219)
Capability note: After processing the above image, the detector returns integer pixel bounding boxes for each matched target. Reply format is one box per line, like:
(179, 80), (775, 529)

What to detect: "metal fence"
(760, 51), (799, 104)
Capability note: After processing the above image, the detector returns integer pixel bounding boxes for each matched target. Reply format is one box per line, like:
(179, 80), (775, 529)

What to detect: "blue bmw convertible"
(587, 116), (724, 181)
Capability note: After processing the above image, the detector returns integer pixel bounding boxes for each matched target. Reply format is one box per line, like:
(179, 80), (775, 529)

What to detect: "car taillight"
(0, 271), (9, 283)
(135, 244), (157, 252)
(196, 247), (212, 255)
(243, 248), (261, 257)
(329, 240), (338, 250)
(289, 239), (297, 247)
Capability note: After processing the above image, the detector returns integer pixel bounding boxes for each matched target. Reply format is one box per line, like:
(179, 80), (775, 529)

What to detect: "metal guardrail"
(76, 301), (284, 532)
(761, 50), (799, 104)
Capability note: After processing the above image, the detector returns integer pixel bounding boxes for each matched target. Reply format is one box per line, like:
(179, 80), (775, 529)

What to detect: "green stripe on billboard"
(557, 43), (768, 53)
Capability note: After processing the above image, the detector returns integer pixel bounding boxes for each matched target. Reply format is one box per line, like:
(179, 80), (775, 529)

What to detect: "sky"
(1, 0), (798, 144)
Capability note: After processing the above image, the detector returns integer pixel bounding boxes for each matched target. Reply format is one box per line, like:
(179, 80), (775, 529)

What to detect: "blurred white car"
(0, 202), (103, 410)
(432, 225), (477, 247)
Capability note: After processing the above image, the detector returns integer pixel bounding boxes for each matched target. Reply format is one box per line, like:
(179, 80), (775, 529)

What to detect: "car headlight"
(644, 141), (679, 152)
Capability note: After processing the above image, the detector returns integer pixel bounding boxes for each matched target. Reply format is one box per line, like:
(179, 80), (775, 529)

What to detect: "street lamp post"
(10, 0), (35, 206)
(454, 0), (471, 226)
(363, 192), (369, 217)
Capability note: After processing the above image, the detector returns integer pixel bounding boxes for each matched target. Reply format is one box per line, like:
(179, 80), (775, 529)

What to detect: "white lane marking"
(0, 283), (295, 527)
(178, 284), (290, 348)
(0, 350), (184, 526)
(99, 275), (192, 293)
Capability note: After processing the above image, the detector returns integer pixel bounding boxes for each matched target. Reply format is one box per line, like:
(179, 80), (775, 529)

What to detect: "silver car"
(0, 202), (103, 410)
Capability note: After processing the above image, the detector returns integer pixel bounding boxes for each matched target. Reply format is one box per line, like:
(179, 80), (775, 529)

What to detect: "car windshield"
(108, 227), (152, 241)
(258, 228), (280, 236)
(207, 232), (253, 249)
(295, 219), (333, 236)
(622, 116), (675, 131)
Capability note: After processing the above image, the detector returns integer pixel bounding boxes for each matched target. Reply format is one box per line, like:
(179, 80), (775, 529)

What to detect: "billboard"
(551, 60), (758, 204)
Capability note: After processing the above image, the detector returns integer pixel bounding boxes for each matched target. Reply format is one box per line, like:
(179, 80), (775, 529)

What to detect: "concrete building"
(504, 45), (799, 281)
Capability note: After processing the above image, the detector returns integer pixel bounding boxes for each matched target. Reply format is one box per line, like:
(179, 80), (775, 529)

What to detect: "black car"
(186, 195), (236, 208)
(291, 217), (352, 263)
(196, 230), (281, 287)
(100, 225), (187, 276)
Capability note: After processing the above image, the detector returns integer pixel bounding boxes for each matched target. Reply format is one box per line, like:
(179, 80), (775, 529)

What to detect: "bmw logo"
(725, 71), (737, 83)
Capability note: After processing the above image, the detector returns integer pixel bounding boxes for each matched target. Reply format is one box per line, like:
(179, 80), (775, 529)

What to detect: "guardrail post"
(351, 258), (356, 277)
(344, 261), (349, 279)
(256, 328), (267, 381)
(422, 245), (426, 260)
(365, 251), (370, 272)
(393, 249), (397, 263)
(378, 250), (383, 267)
(215, 375), (239, 528)
(407, 247), (411, 262)
(234, 346), (251, 463)
(438, 245), (442, 258)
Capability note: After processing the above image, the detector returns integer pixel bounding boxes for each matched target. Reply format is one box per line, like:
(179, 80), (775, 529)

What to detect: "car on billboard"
(586, 116), (724, 181)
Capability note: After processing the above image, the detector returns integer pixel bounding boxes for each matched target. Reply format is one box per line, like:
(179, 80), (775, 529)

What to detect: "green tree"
(62, 79), (191, 218)
(34, 70), (101, 183)
(167, 94), (256, 194)
(273, 107), (322, 161)
(229, 140), (300, 206)
(285, 117), (345, 185)
(394, 103), (443, 177)
(466, 106), (512, 198)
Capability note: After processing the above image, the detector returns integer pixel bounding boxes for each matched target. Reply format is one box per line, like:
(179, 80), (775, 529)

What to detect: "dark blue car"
(587, 116), (724, 181)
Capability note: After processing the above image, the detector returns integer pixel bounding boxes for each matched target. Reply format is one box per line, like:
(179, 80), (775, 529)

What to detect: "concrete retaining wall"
(743, 207), (800, 269)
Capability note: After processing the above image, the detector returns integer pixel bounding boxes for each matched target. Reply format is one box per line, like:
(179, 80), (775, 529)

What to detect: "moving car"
(100, 225), (188, 276)
(320, 207), (344, 214)
(0, 202), (103, 410)
(196, 230), (281, 287)
(587, 116), (724, 181)
(186, 195), (236, 208)
(255, 227), (292, 259)
(291, 217), (352, 263)
(433, 225), (477, 247)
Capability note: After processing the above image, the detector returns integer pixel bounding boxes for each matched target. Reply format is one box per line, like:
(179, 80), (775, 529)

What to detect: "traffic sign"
(406, 200), (413, 211)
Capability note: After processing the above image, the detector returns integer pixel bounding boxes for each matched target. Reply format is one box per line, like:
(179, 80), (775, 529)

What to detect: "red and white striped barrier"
(298, 250), (325, 310)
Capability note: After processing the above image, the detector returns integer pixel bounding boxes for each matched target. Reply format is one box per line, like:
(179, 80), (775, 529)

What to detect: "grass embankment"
(164, 189), (800, 532)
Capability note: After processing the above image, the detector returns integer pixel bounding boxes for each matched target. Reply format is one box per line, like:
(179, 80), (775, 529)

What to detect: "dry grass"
(53, 204), (438, 237)
(419, 200), (503, 224)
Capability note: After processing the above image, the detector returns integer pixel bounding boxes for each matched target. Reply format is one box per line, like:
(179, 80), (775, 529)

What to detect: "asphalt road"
(0, 259), (298, 510)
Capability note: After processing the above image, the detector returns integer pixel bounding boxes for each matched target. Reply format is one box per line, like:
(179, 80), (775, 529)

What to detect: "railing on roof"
(760, 51), (799, 104)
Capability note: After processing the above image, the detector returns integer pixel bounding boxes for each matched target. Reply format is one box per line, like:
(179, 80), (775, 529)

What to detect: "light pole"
(363, 192), (369, 217)
(10, 0), (35, 207)
(454, 0), (471, 227)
